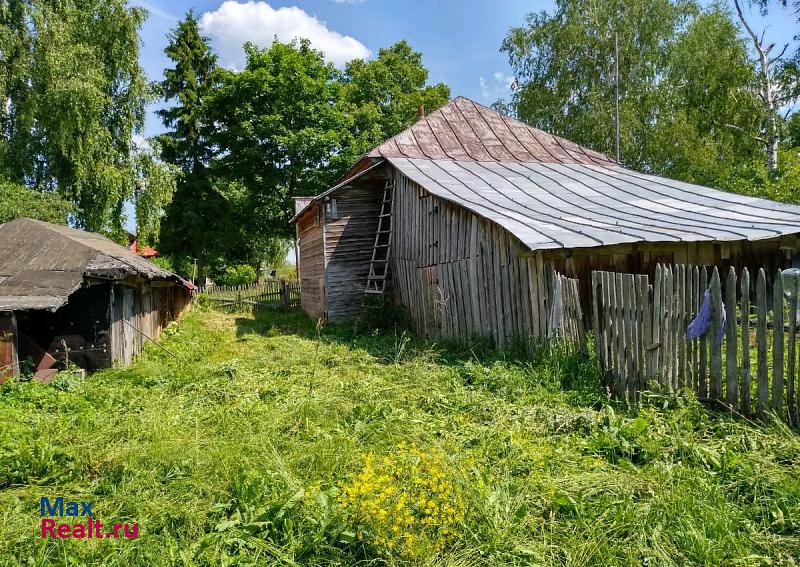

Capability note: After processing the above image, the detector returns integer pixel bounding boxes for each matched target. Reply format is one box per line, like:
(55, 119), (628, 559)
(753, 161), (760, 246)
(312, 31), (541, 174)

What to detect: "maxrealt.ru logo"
(40, 497), (138, 539)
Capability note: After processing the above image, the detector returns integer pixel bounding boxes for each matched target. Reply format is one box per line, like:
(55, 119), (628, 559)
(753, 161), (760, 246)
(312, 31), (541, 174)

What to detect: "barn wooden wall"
(548, 237), (797, 308)
(296, 204), (326, 320)
(324, 182), (383, 320)
(391, 171), (550, 348)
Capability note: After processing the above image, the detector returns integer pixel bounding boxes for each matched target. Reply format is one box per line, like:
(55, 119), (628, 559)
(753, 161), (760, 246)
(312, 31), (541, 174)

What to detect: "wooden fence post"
(757, 268), (768, 417)
(280, 278), (289, 309)
(725, 267), (738, 408)
(773, 269), (784, 414)
(637, 274), (649, 394)
(740, 268), (751, 416)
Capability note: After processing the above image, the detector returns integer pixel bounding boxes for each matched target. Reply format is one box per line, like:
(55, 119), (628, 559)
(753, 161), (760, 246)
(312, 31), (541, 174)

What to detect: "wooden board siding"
(0, 312), (18, 381)
(391, 170), (548, 348)
(545, 237), (796, 309)
(109, 282), (191, 367)
(323, 181), (383, 320)
(296, 204), (326, 320)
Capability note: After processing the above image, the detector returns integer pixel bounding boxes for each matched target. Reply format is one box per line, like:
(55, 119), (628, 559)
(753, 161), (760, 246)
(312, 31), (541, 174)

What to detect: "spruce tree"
(157, 12), (225, 283)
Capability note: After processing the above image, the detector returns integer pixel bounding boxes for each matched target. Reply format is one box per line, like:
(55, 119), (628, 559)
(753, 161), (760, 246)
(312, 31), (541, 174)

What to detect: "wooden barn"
(0, 218), (193, 381)
(291, 96), (800, 347)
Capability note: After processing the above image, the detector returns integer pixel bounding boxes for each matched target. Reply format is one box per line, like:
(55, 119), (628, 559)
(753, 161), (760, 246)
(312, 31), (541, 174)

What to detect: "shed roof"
(390, 157), (800, 250)
(0, 217), (188, 311)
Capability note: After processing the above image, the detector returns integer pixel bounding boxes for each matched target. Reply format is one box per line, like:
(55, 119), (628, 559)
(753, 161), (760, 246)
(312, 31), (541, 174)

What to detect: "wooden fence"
(549, 272), (585, 346)
(198, 280), (300, 312)
(592, 265), (800, 425)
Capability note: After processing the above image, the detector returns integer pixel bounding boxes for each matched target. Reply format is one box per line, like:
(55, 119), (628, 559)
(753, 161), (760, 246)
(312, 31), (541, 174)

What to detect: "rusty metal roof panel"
(388, 157), (800, 251)
(0, 217), (185, 310)
(367, 96), (617, 167)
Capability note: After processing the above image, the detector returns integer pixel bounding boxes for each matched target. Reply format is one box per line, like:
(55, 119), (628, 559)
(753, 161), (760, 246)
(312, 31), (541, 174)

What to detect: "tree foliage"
(340, 40), (450, 156)
(501, 0), (765, 186)
(0, 0), (150, 231)
(0, 178), (73, 224)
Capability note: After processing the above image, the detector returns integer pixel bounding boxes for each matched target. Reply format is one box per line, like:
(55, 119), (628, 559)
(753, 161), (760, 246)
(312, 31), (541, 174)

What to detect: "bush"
(214, 264), (257, 286)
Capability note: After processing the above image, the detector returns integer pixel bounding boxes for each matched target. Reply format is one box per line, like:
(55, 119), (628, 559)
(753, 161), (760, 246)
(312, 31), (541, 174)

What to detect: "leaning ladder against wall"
(365, 178), (395, 295)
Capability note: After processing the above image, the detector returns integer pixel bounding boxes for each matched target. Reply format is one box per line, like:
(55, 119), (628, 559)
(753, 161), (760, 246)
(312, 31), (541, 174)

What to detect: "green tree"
(0, 178), (73, 224)
(156, 12), (226, 283)
(208, 39), (352, 242)
(0, 0), (150, 231)
(501, 0), (764, 186)
(340, 41), (450, 157)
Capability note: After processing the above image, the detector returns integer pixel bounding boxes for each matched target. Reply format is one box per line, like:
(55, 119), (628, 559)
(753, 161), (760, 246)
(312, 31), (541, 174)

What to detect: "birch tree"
(733, 0), (797, 176)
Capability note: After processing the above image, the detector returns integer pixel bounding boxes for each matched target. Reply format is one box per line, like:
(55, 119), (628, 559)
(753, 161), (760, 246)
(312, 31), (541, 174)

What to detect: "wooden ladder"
(365, 179), (395, 295)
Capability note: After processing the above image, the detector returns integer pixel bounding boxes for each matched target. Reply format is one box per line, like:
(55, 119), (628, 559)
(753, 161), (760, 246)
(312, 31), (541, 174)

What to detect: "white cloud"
(199, 1), (370, 68)
(480, 71), (514, 100)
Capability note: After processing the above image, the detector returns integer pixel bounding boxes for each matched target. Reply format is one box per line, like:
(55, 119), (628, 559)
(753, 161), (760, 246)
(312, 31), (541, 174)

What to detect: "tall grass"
(0, 307), (798, 565)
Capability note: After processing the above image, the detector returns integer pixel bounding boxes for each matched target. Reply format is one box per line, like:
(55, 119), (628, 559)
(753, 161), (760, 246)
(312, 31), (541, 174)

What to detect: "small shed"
(292, 97), (800, 346)
(0, 218), (193, 381)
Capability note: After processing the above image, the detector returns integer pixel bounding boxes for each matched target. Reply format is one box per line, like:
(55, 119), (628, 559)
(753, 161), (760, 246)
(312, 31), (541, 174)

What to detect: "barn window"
(324, 198), (339, 220)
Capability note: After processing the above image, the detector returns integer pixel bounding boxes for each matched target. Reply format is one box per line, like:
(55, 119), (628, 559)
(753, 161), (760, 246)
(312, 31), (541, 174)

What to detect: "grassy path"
(0, 308), (798, 565)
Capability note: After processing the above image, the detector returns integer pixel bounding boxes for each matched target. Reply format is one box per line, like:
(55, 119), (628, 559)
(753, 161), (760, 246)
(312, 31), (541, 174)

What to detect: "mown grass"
(0, 307), (799, 565)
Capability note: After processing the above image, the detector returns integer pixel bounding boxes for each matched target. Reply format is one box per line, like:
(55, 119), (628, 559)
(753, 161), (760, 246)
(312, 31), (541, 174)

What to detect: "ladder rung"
(365, 289), (385, 295)
(379, 213), (391, 218)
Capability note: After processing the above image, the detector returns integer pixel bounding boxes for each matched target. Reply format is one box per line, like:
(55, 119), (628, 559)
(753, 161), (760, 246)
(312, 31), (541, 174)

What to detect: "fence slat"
(651, 265), (663, 385)
(677, 265), (686, 388)
(699, 267), (708, 399)
(637, 274), (649, 396)
(740, 268), (751, 416)
(787, 274), (796, 426)
(615, 273), (626, 398)
(773, 269), (784, 414)
(726, 267), (738, 408)
(757, 268), (768, 416)
(709, 267), (722, 401)
(664, 265), (674, 390)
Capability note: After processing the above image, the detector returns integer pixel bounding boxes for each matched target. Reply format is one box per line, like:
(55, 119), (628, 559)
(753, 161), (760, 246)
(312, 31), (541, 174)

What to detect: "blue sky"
(133, 0), (797, 140)
(127, 0), (797, 231)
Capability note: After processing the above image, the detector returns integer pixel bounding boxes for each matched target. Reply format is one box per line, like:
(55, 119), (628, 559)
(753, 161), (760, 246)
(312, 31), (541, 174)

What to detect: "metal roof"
(367, 96), (616, 166)
(389, 157), (800, 251)
(0, 217), (188, 311)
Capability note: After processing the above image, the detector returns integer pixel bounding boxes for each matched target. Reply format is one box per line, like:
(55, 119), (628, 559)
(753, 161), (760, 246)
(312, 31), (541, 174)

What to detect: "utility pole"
(615, 31), (621, 163)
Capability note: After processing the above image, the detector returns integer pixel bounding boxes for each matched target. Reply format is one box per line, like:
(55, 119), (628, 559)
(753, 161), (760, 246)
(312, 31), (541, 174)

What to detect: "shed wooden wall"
(109, 282), (191, 367)
(390, 170), (550, 348)
(324, 182), (383, 320)
(296, 204), (326, 320)
(0, 311), (18, 381)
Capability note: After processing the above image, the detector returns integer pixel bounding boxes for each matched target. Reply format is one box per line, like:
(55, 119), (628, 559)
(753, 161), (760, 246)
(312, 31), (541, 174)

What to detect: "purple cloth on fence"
(687, 289), (725, 344)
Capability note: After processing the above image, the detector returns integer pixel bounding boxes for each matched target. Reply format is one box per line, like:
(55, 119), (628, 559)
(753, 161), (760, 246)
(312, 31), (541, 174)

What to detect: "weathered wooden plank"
(686, 266), (696, 392)
(664, 265), (674, 389)
(699, 267), (708, 399)
(651, 264), (663, 385)
(637, 274), (649, 396)
(709, 267), (723, 401)
(787, 274), (796, 426)
(740, 268), (751, 416)
(757, 268), (768, 416)
(528, 258), (540, 341)
(614, 272), (626, 398)
(773, 269), (784, 414)
(592, 271), (602, 363)
(603, 271), (614, 375)
(725, 267), (738, 408)
(535, 253), (547, 337)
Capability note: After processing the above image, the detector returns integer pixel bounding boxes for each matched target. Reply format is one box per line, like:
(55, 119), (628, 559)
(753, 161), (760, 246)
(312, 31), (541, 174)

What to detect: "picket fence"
(198, 280), (301, 311)
(592, 264), (800, 424)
